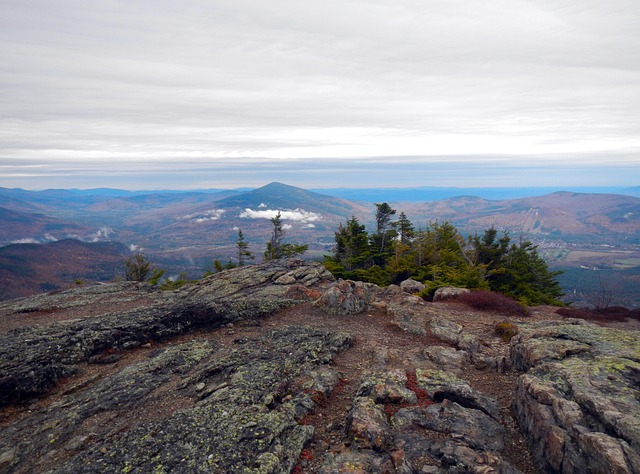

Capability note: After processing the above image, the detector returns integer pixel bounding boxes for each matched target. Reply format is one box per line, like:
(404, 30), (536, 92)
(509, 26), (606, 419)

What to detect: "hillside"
(1, 183), (639, 304)
(0, 239), (129, 300)
(401, 191), (640, 242)
(0, 207), (96, 246)
(0, 260), (637, 473)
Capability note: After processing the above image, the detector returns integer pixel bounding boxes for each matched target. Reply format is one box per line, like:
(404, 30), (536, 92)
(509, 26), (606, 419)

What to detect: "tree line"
(323, 203), (563, 305)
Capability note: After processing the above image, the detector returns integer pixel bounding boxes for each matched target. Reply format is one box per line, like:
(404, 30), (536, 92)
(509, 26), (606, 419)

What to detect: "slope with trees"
(324, 204), (563, 305)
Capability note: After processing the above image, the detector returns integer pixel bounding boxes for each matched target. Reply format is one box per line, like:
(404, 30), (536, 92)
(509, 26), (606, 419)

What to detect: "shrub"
(454, 290), (530, 317)
(494, 321), (519, 342)
(556, 306), (632, 322)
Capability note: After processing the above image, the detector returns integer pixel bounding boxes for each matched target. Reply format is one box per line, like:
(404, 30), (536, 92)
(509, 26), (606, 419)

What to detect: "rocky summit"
(0, 260), (638, 473)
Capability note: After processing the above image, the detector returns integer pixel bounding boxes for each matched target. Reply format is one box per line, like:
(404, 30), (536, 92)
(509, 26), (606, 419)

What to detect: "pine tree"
(264, 211), (307, 260)
(371, 202), (397, 265)
(335, 216), (371, 270)
(236, 229), (254, 266)
(394, 212), (415, 244)
(124, 253), (152, 282)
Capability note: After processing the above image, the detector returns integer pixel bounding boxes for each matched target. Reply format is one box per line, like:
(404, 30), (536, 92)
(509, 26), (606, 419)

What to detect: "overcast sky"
(1, 0), (639, 190)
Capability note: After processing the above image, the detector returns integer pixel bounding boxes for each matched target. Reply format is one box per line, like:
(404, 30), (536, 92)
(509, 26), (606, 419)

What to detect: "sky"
(1, 0), (639, 190)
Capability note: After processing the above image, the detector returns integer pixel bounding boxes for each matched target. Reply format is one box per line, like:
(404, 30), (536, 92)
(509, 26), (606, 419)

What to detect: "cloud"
(282, 224), (293, 230)
(10, 238), (39, 244)
(129, 244), (142, 252)
(239, 208), (322, 222)
(44, 233), (58, 242)
(91, 226), (114, 242)
(1, 1), (639, 190)
(179, 209), (225, 223)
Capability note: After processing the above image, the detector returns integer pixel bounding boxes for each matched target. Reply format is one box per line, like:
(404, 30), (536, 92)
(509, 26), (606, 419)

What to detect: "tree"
(236, 229), (254, 266)
(334, 216), (371, 271)
(394, 212), (415, 244)
(125, 253), (153, 282)
(264, 211), (308, 260)
(472, 230), (563, 305)
(371, 202), (397, 265)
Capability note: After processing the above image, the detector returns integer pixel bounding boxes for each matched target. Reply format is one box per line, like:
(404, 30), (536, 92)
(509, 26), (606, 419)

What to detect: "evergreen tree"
(371, 202), (396, 265)
(124, 253), (152, 282)
(394, 212), (415, 244)
(334, 216), (371, 271)
(472, 229), (563, 305)
(264, 211), (307, 260)
(236, 228), (254, 266)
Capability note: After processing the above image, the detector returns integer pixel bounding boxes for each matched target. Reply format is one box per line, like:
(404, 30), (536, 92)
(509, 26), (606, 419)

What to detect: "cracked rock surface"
(0, 261), (638, 473)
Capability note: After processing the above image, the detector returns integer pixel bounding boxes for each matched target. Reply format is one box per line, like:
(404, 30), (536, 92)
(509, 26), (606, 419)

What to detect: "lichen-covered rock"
(394, 399), (506, 452)
(432, 286), (470, 302)
(346, 396), (392, 450)
(422, 346), (469, 374)
(416, 369), (500, 420)
(512, 321), (640, 473)
(386, 300), (429, 335)
(0, 326), (352, 474)
(315, 279), (378, 315)
(0, 260), (332, 407)
(357, 370), (417, 405)
(400, 278), (425, 294)
(319, 450), (395, 474)
(430, 317), (482, 353)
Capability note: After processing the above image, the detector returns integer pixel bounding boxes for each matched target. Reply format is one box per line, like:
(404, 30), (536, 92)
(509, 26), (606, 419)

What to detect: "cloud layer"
(239, 208), (322, 222)
(1, 1), (639, 189)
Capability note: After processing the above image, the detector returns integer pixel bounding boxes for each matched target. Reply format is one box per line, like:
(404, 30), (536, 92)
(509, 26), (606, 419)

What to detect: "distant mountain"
(0, 239), (129, 300)
(0, 207), (95, 246)
(215, 182), (369, 217)
(400, 191), (640, 243)
(134, 182), (371, 264)
(312, 186), (635, 203)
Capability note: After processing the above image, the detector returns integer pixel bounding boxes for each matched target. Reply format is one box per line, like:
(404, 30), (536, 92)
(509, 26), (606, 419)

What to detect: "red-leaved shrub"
(454, 290), (530, 317)
(556, 306), (636, 322)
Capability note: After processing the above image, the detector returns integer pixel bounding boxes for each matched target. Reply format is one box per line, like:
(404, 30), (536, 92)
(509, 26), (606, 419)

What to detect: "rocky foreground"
(0, 260), (638, 473)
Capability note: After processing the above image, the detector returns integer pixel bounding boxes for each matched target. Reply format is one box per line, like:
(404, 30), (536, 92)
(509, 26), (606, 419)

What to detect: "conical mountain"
(215, 182), (369, 218)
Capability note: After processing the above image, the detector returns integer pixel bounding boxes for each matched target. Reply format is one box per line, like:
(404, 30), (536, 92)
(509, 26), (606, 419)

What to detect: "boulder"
(430, 317), (482, 353)
(315, 279), (378, 315)
(416, 369), (500, 420)
(346, 396), (392, 450)
(400, 278), (425, 294)
(394, 399), (506, 452)
(422, 346), (469, 374)
(512, 321), (640, 473)
(432, 286), (470, 302)
(386, 301), (428, 335)
(356, 370), (417, 405)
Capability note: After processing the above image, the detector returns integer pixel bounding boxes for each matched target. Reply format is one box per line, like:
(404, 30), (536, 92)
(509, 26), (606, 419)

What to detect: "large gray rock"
(430, 317), (482, 353)
(0, 260), (332, 408)
(400, 278), (425, 294)
(315, 279), (378, 315)
(512, 321), (640, 473)
(356, 370), (417, 405)
(432, 286), (470, 302)
(0, 326), (352, 474)
(394, 399), (506, 452)
(346, 396), (392, 450)
(416, 369), (500, 420)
